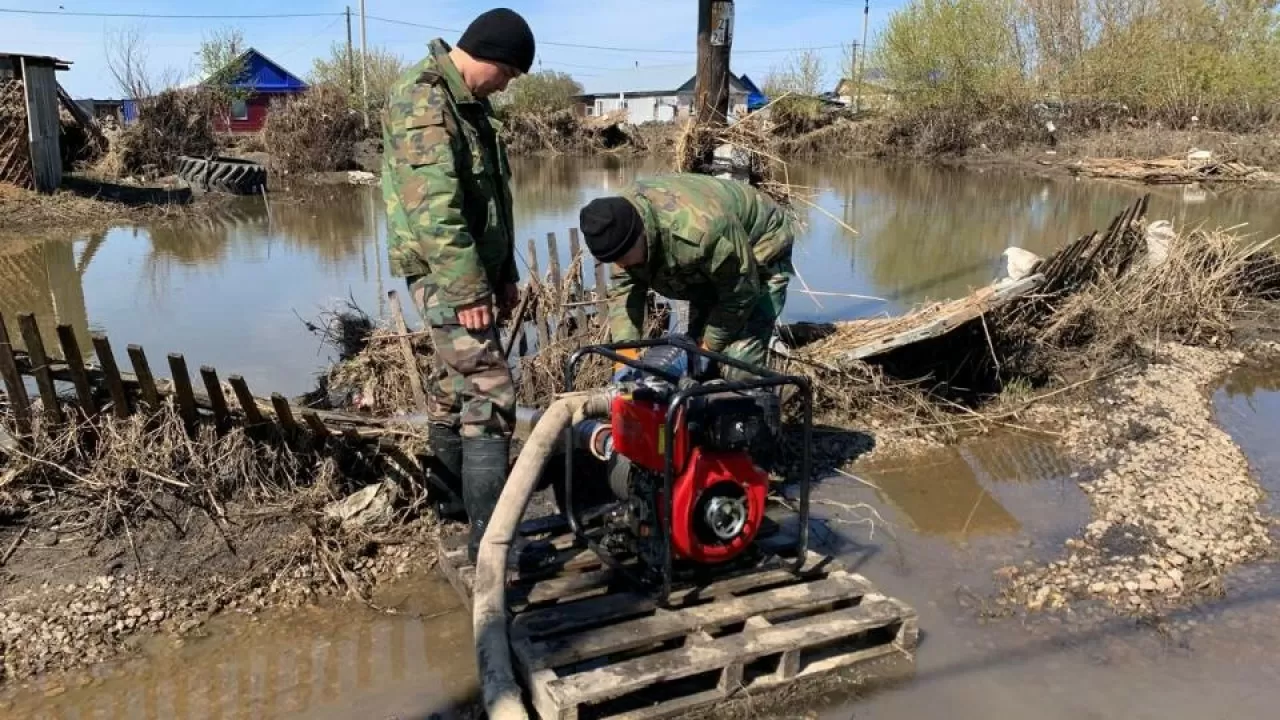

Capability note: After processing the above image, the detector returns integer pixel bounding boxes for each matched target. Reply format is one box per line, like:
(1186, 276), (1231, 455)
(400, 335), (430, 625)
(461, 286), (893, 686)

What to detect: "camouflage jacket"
(607, 174), (794, 351)
(381, 38), (517, 308)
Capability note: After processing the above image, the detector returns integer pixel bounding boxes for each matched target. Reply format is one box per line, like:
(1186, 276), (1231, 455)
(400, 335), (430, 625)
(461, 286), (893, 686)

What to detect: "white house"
(576, 66), (751, 124)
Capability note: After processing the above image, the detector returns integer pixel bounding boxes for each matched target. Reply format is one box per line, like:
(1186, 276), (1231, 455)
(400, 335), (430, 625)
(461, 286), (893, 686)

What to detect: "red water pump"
(560, 336), (812, 598)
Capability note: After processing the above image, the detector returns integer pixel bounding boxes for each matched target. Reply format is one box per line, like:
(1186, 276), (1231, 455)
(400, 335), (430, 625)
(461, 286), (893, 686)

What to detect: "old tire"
(176, 155), (268, 195)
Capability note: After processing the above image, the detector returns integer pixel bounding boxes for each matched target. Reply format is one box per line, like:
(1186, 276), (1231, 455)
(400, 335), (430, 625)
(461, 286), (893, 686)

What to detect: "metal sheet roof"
(579, 66), (748, 97)
(0, 51), (72, 70)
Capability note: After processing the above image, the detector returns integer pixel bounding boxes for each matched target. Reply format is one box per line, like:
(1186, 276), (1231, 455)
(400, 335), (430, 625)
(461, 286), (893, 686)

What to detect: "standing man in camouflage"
(381, 8), (534, 560)
(578, 174), (796, 380)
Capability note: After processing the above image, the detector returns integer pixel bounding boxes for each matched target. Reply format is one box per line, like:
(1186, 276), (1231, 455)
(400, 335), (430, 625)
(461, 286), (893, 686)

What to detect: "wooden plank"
(387, 290), (428, 413)
(92, 334), (130, 419)
(501, 287), (534, 359)
(567, 228), (586, 336)
(514, 560), (833, 640)
(548, 599), (905, 705)
(270, 393), (298, 434)
(594, 260), (609, 324)
(0, 313), (32, 435)
(17, 314), (63, 424)
(546, 231), (563, 292)
(568, 228), (583, 295)
(126, 345), (159, 410)
(55, 325), (96, 415)
(835, 274), (1043, 364)
(167, 354), (198, 427)
(20, 59), (62, 192)
(302, 411), (330, 441)
(9, 347), (386, 430)
(199, 366), (231, 431)
(605, 689), (726, 720)
(524, 574), (871, 671)
(227, 375), (265, 425)
(528, 238), (550, 349)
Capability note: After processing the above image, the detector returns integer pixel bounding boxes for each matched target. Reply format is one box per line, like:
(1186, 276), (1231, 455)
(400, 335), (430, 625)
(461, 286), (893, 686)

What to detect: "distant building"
(738, 74), (768, 112)
(75, 98), (126, 124)
(187, 48), (309, 134)
(834, 69), (894, 109)
(0, 51), (72, 192)
(576, 66), (752, 124)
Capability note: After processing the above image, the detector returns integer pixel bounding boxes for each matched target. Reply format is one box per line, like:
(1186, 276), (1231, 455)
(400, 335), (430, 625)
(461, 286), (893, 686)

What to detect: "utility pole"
(346, 6), (356, 98)
(856, 0), (870, 113)
(359, 0), (369, 129)
(693, 0), (734, 170)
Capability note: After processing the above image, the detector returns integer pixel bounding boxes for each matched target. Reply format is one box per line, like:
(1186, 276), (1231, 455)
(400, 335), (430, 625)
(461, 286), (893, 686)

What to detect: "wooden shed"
(0, 52), (71, 193)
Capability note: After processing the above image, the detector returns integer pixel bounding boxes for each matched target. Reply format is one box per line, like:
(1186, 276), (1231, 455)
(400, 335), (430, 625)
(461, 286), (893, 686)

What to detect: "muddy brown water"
(1, 157), (1276, 397)
(1, 575), (478, 719)
(2, 161), (1280, 718)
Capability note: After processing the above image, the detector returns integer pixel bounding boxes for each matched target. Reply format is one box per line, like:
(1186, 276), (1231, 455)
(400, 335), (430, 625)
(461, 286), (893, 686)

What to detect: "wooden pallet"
(438, 517), (918, 720)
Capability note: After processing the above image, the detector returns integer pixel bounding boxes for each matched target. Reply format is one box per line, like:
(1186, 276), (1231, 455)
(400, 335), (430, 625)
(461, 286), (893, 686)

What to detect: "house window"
(230, 98), (249, 121)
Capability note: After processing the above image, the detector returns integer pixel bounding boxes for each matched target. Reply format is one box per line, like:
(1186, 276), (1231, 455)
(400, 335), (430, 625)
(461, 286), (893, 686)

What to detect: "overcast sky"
(1, 0), (901, 98)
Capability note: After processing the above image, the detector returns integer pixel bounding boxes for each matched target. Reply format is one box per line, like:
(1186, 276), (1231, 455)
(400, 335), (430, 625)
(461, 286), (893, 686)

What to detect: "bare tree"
(310, 42), (408, 115)
(763, 50), (829, 97)
(104, 26), (178, 99)
(198, 27), (247, 85)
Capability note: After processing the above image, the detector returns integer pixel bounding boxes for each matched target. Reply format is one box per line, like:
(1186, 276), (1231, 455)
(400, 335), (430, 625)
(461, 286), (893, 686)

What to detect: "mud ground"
(0, 501), (443, 685)
(1000, 341), (1280, 616)
(2, 332), (1278, 711)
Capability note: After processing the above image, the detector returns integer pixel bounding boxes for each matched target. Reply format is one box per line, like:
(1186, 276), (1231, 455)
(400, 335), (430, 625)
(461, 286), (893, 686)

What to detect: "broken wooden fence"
(0, 309), (391, 444)
(0, 228), (654, 444)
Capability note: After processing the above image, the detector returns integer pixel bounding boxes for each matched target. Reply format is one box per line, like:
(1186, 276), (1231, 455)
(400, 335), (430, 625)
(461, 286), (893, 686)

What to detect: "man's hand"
(456, 301), (494, 331)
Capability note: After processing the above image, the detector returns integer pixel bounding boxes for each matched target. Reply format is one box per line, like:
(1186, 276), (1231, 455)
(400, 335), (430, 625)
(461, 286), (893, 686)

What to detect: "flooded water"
(797, 365), (1280, 720)
(0, 576), (478, 720)
(4, 389), (1280, 718)
(2, 158), (1278, 398)
(3, 161), (1280, 718)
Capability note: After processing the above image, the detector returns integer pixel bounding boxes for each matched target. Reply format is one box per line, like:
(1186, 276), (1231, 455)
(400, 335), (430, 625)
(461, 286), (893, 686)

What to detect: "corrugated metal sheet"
(122, 99), (139, 125)
(20, 56), (61, 192)
(580, 66), (750, 99)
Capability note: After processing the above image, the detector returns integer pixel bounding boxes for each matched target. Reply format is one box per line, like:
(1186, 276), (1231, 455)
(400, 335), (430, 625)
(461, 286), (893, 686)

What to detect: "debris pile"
(501, 108), (659, 155)
(108, 90), (222, 179)
(777, 196), (1280, 434)
(264, 84), (366, 175)
(1065, 154), (1278, 185)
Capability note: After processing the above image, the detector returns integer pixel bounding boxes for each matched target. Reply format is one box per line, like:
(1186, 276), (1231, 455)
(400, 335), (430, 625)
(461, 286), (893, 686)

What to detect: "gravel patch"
(1000, 343), (1274, 614)
(0, 519), (440, 685)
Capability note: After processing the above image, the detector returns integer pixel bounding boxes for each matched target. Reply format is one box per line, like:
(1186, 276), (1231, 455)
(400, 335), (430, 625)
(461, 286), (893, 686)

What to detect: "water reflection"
(857, 435), (1075, 540)
(0, 158), (1275, 398)
(1214, 361), (1280, 510)
(4, 577), (477, 720)
(0, 236), (94, 358)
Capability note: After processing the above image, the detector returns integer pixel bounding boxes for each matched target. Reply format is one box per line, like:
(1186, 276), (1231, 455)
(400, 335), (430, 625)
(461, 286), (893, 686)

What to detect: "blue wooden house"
(203, 48), (308, 133)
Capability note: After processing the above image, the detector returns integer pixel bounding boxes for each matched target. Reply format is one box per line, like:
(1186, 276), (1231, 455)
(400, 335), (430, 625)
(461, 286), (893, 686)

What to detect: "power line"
(366, 15), (844, 55)
(0, 8), (343, 20)
(0, 6), (845, 59)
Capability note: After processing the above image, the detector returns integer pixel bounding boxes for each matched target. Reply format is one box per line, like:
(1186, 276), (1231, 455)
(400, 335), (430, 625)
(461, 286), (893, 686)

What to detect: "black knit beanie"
(580, 197), (643, 263)
(457, 8), (536, 74)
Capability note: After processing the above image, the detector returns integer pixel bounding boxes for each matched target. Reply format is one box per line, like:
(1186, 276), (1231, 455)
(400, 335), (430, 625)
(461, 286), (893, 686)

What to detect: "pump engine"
(556, 337), (808, 588)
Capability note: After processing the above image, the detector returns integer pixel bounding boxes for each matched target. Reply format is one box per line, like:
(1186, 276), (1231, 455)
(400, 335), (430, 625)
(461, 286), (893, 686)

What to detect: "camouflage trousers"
(408, 277), (516, 439)
(688, 250), (794, 381)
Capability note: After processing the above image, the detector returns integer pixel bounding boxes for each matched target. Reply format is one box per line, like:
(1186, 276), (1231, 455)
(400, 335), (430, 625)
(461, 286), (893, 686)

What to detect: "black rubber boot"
(462, 435), (511, 563)
(424, 424), (466, 522)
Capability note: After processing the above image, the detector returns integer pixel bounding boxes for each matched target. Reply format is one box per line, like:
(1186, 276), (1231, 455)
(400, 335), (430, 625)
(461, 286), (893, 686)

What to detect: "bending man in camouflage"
(381, 8), (534, 559)
(579, 174), (795, 380)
